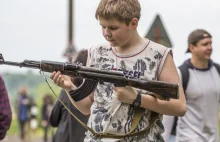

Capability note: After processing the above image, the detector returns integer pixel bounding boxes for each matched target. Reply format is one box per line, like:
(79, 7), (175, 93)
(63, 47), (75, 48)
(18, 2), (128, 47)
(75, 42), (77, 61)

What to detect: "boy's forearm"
(65, 90), (93, 115)
(141, 93), (186, 116)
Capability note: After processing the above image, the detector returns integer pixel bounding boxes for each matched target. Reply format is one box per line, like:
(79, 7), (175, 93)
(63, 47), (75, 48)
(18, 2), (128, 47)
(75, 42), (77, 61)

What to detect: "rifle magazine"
(70, 79), (98, 102)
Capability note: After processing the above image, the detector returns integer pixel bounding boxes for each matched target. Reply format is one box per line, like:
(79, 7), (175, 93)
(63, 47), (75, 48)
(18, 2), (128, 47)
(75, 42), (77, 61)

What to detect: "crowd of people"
(0, 0), (219, 142)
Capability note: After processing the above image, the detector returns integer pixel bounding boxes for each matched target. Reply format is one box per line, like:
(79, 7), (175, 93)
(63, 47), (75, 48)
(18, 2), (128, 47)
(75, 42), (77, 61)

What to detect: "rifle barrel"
(1, 60), (40, 69)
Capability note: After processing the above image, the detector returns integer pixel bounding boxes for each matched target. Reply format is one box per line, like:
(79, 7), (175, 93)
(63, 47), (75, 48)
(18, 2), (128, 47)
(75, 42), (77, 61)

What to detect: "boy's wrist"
(131, 90), (142, 108)
(66, 85), (76, 93)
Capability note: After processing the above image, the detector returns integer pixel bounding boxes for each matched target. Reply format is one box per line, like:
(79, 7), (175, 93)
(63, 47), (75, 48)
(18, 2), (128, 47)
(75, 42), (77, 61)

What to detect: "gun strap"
(43, 69), (159, 139)
(45, 75), (157, 139)
(94, 111), (158, 139)
(65, 91), (157, 139)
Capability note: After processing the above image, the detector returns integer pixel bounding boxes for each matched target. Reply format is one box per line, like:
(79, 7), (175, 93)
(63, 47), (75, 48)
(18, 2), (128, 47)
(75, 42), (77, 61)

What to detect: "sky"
(0, 0), (220, 74)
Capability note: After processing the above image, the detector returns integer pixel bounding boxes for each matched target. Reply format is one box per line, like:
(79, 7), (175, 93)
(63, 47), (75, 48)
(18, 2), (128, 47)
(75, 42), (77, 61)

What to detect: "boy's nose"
(104, 29), (112, 37)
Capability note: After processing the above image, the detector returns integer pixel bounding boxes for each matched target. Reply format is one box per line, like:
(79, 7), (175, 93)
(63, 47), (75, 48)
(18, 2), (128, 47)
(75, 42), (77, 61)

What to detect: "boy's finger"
(50, 71), (56, 79)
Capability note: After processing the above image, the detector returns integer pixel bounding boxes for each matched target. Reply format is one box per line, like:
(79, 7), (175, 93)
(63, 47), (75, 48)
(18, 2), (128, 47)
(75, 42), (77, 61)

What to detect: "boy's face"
(99, 18), (135, 47)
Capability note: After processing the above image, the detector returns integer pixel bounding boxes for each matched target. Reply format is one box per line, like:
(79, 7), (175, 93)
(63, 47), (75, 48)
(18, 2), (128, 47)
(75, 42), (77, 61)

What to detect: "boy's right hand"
(50, 71), (76, 92)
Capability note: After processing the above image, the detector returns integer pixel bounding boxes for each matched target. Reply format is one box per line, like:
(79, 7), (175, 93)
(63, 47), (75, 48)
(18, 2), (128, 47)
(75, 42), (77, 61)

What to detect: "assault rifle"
(0, 53), (179, 101)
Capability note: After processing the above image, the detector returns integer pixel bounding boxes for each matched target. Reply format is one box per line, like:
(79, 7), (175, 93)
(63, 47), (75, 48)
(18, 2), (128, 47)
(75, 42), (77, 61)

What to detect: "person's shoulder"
(213, 61), (220, 66)
(213, 61), (220, 74)
(89, 42), (112, 57)
(90, 42), (111, 51)
(148, 40), (170, 53)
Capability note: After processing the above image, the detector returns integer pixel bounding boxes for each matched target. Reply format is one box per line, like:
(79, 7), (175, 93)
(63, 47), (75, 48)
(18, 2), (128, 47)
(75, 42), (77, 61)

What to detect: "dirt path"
(1, 135), (51, 142)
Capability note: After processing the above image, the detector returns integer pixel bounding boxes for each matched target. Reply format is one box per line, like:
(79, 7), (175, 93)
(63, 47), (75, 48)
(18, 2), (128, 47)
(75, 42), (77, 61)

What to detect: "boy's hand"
(50, 71), (76, 92)
(113, 86), (138, 104)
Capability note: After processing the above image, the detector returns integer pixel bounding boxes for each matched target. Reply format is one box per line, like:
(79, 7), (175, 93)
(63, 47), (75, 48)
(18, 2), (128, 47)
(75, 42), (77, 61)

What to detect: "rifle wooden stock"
(0, 54), (179, 100)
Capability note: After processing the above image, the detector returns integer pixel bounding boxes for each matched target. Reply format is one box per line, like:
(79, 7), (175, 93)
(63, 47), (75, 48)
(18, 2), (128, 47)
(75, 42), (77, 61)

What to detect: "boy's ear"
(131, 18), (138, 28)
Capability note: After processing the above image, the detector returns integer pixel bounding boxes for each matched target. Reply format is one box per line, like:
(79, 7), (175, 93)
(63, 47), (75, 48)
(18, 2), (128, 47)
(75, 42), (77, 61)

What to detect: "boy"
(50, 0), (186, 141)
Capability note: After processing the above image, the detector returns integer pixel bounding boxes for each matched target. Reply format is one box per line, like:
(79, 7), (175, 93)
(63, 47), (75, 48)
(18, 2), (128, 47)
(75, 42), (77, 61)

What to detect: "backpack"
(170, 62), (220, 135)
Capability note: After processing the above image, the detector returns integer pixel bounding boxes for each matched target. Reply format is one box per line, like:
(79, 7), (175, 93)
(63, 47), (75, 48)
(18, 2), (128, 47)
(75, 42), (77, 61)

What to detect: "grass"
(8, 114), (44, 136)
(7, 112), (54, 139)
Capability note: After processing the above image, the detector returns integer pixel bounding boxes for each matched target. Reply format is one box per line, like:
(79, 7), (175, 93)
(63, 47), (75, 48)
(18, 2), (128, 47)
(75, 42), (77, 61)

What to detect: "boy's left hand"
(113, 86), (138, 104)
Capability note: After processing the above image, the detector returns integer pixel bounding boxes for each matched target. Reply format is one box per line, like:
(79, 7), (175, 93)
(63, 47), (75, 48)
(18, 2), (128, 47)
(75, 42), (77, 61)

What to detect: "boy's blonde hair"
(95, 0), (141, 25)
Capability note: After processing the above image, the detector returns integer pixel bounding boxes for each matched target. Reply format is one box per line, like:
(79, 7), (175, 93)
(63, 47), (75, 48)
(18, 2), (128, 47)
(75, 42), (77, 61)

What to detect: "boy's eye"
(110, 27), (118, 30)
(101, 26), (118, 30)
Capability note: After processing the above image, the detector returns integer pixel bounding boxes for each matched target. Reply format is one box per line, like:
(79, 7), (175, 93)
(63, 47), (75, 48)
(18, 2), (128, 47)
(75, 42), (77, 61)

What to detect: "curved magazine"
(69, 79), (98, 102)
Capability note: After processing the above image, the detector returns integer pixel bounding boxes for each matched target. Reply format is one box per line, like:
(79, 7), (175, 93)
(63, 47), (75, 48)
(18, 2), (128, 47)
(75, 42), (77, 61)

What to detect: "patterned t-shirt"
(84, 39), (171, 142)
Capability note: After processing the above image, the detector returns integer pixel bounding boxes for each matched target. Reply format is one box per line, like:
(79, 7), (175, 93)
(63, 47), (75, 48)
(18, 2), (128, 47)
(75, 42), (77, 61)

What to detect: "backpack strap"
(213, 63), (220, 75)
(179, 62), (220, 91)
(178, 63), (190, 92)
(171, 62), (190, 135)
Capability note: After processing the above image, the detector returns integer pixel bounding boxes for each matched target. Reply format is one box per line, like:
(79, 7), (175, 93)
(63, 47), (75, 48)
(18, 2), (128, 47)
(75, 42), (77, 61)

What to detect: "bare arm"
(65, 90), (93, 115)
(64, 50), (94, 115)
(114, 53), (186, 116)
(50, 71), (94, 115)
(140, 53), (186, 116)
(50, 50), (94, 115)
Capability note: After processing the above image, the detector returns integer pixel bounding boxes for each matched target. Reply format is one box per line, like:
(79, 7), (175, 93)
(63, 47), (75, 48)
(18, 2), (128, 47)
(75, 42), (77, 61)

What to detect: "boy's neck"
(114, 32), (145, 54)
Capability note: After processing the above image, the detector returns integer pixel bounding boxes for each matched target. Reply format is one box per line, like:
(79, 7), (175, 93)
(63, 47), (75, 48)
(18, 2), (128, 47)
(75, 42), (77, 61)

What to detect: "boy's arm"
(140, 53), (186, 116)
(0, 75), (12, 140)
(64, 52), (94, 115)
(114, 53), (186, 116)
(50, 50), (94, 115)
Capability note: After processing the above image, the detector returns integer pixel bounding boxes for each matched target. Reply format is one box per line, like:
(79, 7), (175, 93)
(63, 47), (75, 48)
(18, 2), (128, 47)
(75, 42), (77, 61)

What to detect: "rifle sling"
(65, 91), (158, 139)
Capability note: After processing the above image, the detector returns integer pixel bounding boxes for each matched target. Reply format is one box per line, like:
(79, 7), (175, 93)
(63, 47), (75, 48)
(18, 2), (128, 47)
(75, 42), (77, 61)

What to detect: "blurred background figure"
(29, 102), (39, 132)
(49, 49), (89, 142)
(163, 29), (220, 142)
(0, 74), (12, 140)
(15, 86), (35, 142)
(41, 94), (54, 142)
